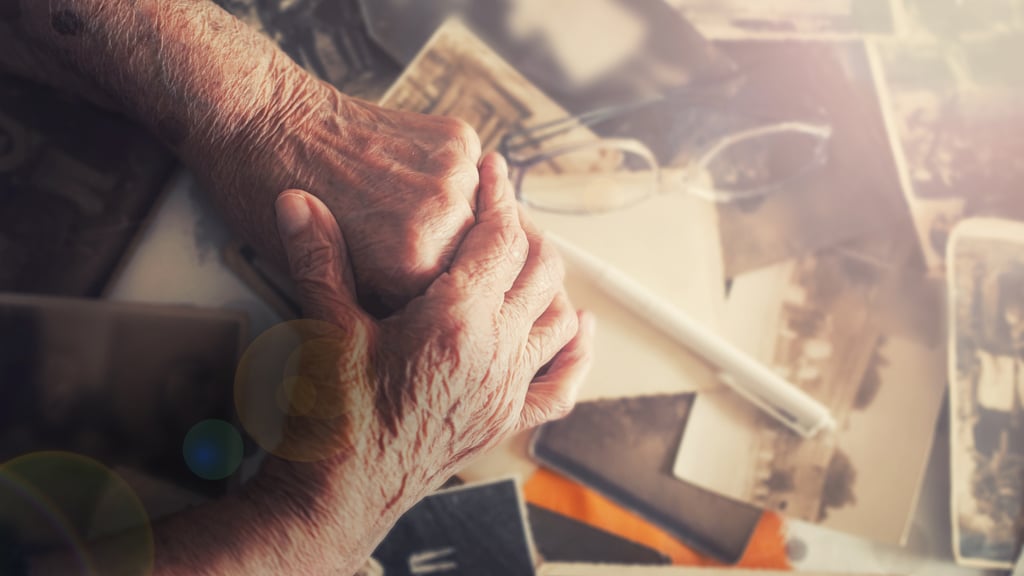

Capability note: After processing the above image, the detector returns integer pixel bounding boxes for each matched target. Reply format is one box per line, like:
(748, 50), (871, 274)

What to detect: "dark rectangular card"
(527, 504), (670, 565)
(530, 393), (761, 564)
(0, 293), (245, 496)
(0, 75), (176, 296)
(372, 478), (536, 576)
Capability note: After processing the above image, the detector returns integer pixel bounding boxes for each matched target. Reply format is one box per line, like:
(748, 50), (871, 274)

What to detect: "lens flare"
(0, 451), (153, 575)
(182, 419), (244, 481)
(234, 320), (373, 462)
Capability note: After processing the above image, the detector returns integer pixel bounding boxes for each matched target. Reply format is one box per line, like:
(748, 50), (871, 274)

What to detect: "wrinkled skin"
(259, 154), (595, 561)
(197, 77), (485, 311)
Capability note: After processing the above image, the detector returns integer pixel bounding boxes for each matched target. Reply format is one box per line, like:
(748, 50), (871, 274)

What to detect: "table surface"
(105, 169), (1007, 576)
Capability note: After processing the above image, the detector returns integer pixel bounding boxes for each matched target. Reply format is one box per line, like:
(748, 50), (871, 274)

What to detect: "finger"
(502, 207), (565, 335)
(432, 153), (527, 308)
(523, 289), (578, 374)
(275, 190), (368, 326)
(518, 310), (596, 431)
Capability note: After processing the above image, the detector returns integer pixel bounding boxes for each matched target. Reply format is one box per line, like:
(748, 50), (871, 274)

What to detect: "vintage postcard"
(531, 393), (762, 564)
(212, 0), (400, 100)
(698, 39), (907, 276)
(371, 478), (536, 575)
(901, 0), (1024, 40)
(665, 0), (902, 39)
(674, 234), (947, 545)
(379, 18), (596, 152)
(948, 218), (1024, 569)
(873, 37), (1024, 274)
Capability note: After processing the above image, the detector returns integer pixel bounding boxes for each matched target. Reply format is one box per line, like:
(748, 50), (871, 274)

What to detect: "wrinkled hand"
(256, 154), (594, 564)
(196, 78), (482, 310)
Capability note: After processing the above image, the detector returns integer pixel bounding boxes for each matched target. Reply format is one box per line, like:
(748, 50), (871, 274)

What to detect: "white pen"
(547, 232), (836, 439)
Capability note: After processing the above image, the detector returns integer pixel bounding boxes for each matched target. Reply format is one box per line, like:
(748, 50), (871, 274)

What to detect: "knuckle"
(436, 175), (471, 204)
(547, 396), (577, 421)
(433, 269), (472, 300)
(535, 237), (566, 286)
(444, 162), (481, 199)
(441, 117), (482, 158)
(500, 223), (529, 265)
(554, 305), (579, 344)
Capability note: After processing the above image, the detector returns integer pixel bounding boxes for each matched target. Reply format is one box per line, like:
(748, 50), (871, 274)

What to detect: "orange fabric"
(524, 468), (790, 568)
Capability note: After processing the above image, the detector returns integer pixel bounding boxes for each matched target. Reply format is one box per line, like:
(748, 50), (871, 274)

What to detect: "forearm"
(0, 0), (333, 265)
(29, 464), (399, 576)
(2, 0), (305, 155)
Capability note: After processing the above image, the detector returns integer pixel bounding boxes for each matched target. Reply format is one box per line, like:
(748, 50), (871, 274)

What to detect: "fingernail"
(276, 193), (311, 237)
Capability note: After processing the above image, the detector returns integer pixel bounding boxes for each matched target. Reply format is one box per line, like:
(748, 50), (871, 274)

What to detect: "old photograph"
(212, 0), (401, 100)
(531, 393), (761, 564)
(674, 234), (947, 544)
(665, 0), (901, 39)
(0, 75), (175, 297)
(371, 478), (536, 576)
(948, 218), (1024, 568)
(703, 39), (907, 276)
(379, 18), (596, 152)
(0, 294), (245, 496)
(874, 36), (1024, 274)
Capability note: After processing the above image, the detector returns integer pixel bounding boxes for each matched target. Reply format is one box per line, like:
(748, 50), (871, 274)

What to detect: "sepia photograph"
(674, 234), (947, 544)
(699, 39), (907, 276)
(948, 218), (1024, 568)
(379, 18), (596, 152)
(532, 393), (762, 564)
(664, 0), (902, 39)
(212, 0), (401, 100)
(874, 36), (1024, 274)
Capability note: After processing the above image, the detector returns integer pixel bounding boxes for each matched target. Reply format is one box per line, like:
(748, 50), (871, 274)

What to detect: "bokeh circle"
(234, 320), (373, 462)
(182, 419), (244, 481)
(0, 451), (153, 575)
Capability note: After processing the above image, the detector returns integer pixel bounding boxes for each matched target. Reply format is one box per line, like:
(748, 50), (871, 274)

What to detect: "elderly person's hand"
(193, 79), (483, 311)
(249, 153), (594, 574)
(29, 155), (594, 576)
(1, 0), (482, 311)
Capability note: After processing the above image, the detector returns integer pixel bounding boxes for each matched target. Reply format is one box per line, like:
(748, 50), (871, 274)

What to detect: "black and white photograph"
(665, 0), (902, 39)
(531, 393), (762, 564)
(674, 235), (947, 544)
(371, 478), (536, 576)
(874, 33), (1024, 273)
(948, 218), (1024, 568)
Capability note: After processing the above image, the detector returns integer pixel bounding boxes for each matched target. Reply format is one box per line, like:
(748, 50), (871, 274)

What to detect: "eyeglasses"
(499, 72), (833, 215)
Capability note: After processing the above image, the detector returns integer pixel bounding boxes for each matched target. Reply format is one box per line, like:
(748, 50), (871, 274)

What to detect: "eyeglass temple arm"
(694, 121), (833, 172)
(501, 96), (664, 155)
(501, 71), (749, 156)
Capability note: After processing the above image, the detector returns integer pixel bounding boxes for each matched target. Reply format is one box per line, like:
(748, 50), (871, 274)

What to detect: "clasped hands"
(238, 82), (595, 545)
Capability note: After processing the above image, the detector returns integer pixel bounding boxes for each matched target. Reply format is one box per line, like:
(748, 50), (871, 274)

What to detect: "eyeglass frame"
(498, 71), (834, 213)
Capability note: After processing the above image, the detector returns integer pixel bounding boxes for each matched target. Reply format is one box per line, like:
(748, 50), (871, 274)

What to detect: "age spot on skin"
(51, 9), (84, 36)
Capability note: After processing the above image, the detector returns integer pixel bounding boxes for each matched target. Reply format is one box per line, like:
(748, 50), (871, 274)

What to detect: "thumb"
(275, 189), (365, 325)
